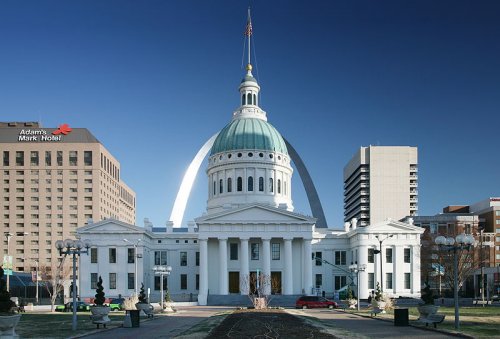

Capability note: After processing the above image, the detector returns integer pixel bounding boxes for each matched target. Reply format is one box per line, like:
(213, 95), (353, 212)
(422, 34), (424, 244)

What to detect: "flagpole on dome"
(245, 7), (253, 74)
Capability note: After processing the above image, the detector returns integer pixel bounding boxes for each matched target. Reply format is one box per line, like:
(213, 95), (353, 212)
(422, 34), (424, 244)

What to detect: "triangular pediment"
(77, 219), (145, 234)
(195, 204), (316, 225)
(353, 219), (424, 235)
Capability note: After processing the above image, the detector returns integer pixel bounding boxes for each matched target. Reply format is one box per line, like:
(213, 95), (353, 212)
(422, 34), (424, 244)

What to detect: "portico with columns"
(195, 204), (316, 305)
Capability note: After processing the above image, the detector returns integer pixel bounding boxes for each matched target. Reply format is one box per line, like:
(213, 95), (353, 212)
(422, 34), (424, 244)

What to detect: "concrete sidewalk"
(76, 306), (232, 339)
(293, 309), (465, 339)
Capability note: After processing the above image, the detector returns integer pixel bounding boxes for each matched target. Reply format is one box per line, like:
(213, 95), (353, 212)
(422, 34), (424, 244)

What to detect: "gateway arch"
(169, 134), (328, 228)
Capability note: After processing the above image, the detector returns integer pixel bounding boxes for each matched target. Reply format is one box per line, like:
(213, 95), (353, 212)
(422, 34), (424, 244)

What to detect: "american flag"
(244, 19), (252, 36)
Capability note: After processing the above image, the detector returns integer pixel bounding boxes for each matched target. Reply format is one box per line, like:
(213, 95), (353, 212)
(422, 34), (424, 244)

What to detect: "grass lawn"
(349, 306), (500, 339)
(16, 311), (126, 338)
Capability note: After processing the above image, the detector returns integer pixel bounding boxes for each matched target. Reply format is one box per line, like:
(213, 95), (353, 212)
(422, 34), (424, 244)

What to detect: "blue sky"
(1, 0), (499, 228)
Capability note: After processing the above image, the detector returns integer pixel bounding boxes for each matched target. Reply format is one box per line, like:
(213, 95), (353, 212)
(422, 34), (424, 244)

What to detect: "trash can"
(394, 308), (409, 326)
(128, 310), (140, 327)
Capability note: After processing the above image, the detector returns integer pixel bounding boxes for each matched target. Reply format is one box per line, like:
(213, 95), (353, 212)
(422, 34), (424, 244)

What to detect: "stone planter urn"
(348, 299), (357, 309)
(0, 314), (22, 338)
(90, 306), (111, 323)
(373, 300), (386, 314)
(417, 305), (439, 318)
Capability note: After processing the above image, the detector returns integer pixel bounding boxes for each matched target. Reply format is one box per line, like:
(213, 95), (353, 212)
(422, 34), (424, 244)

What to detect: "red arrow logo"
(52, 124), (72, 135)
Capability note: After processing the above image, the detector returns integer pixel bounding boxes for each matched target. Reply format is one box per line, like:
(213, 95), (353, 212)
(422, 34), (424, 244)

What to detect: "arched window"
(213, 181), (216, 196)
(237, 177), (243, 192)
(259, 177), (264, 192)
(269, 178), (274, 193)
(253, 94), (257, 106)
(284, 181), (287, 195)
(242, 94), (246, 105)
(248, 176), (254, 192)
(219, 179), (223, 194)
(277, 179), (281, 194)
(247, 93), (252, 105)
(227, 178), (232, 193)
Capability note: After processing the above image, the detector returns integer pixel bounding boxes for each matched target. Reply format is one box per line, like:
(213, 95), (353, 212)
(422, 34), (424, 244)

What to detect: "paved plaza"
(75, 306), (465, 339)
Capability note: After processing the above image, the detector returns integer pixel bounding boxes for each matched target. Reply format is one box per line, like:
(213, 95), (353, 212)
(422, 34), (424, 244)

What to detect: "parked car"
(108, 298), (125, 311)
(295, 296), (338, 309)
(492, 295), (499, 302)
(55, 301), (91, 312)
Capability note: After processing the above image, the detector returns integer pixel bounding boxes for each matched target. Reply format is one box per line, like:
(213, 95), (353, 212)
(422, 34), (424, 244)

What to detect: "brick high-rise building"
(0, 122), (135, 273)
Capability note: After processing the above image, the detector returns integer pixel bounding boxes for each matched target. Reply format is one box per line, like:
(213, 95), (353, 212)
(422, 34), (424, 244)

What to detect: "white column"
(219, 238), (228, 295)
(262, 238), (271, 295)
(284, 238), (293, 295)
(198, 238), (208, 305)
(358, 245), (369, 299)
(240, 238), (249, 295)
(393, 245), (401, 294)
(303, 238), (313, 295)
(411, 245), (420, 296)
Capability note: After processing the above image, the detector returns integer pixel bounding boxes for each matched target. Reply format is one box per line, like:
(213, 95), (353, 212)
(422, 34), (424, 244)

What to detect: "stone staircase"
(207, 294), (300, 307)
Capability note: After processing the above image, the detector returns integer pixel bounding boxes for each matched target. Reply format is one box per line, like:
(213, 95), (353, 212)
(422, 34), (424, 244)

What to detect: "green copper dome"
(211, 118), (288, 155)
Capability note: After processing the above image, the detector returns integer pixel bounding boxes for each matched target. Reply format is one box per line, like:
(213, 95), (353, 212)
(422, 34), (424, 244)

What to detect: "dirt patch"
(206, 309), (336, 338)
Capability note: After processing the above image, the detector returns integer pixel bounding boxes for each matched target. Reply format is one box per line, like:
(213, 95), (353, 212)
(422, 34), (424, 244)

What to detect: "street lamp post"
(435, 233), (474, 330)
(32, 259), (39, 305)
(55, 239), (91, 331)
(374, 234), (393, 293)
(349, 262), (367, 311)
(152, 265), (172, 311)
(123, 238), (142, 295)
(4, 232), (28, 292)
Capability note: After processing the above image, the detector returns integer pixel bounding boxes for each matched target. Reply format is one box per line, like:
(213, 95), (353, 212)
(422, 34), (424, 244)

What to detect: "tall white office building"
(344, 146), (418, 226)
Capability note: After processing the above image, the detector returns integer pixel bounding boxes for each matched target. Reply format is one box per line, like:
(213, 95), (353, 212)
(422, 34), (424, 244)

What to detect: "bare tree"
(39, 255), (71, 312)
(240, 273), (272, 309)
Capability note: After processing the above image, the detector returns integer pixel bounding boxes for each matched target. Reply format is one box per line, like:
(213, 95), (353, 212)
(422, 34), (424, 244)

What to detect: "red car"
(295, 296), (338, 309)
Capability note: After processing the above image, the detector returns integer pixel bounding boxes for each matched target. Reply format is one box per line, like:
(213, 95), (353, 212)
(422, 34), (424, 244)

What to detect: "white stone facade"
(77, 217), (423, 303)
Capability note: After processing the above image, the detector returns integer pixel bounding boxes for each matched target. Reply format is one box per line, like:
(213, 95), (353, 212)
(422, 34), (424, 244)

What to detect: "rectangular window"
(109, 248), (116, 263)
(335, 251), (346, 265)
(404, 248), (411, 263)
(128, 248), (135, 263)
(30, 151), (39, 166)
(3, 151), (8, 166)
(180, 252), (187, 266)
(69, 151), (77, 166)
(45, 151), (51, 166)
(430, 223), (437, 234)
(57, 151), (63, 166)
(109, 273), (116, 289)
(368, 273), (374, 289)
(196, 251), (200, 266)
(251, 243), (259, 260)
(496, 219), (500, 225)
(386, 248), (393, 263)
(180, 274), (187, 290)
(315, 251), (322, 266)
(496, 211), (500, 216)
(230, 243), (238, 260)
(271, 243), (280, 260)
(128, 273), (134, 290)
(404, 273), (411, 289)
(154, 276), (167, 291)
(386, 273), (393, 289)
(90, 248), (98, 263)
(315, 274), (322, 288)
(334, 276), (347, 290)
(90, 273), (98, 289)
(196, 274), (199, 290)
(154, 251), (167, 265)
(368, 248), (374, 263)
(84, 151), (92, 166)
(15, 151), (24, 166)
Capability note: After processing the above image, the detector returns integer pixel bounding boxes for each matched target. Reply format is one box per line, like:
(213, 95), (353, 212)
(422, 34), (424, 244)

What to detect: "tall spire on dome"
(244, 7), (253, 76)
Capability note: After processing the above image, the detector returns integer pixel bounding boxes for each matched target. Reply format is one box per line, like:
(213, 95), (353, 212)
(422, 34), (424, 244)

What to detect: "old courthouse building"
(77, 15), (424, 304)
